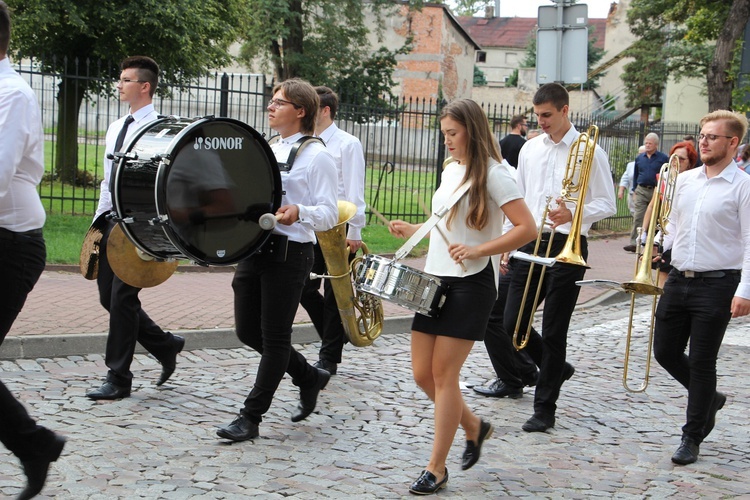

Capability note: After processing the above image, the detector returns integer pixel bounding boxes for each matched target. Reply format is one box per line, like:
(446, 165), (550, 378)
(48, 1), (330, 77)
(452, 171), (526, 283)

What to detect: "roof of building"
(457, 16), (606, 50)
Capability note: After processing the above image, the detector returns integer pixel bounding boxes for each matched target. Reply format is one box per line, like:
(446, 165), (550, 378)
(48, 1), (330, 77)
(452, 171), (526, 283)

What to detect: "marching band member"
(654, 110), (750, 465)
(216, 78), (338, 442)
(87, 56), (184, 400)
(389, 99), (536, 495)
(503, 83), (616, 433)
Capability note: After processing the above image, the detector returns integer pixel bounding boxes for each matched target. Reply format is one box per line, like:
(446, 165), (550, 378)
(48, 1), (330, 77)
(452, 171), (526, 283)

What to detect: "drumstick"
(414, 190), (468, 272)
(368, 205), (391, 226)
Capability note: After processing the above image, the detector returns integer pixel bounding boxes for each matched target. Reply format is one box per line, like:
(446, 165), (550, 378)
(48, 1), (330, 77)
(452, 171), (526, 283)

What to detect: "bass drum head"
(156, 118), (281, 265)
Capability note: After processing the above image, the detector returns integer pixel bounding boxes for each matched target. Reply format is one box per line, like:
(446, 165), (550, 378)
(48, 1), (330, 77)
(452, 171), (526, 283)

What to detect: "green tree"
(450, 0), (487, 16)
(624, 0), (750, 111)
(8, 0), (245, 185)
(474, 65), (487, 86)
(519, 26), (605, 90)
(238, 0), (412, 110)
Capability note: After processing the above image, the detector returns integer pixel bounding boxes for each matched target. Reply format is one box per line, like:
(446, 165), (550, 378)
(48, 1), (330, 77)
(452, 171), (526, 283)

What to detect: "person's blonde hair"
(700, 110), (749, 144)
(440, 99), (502, 231)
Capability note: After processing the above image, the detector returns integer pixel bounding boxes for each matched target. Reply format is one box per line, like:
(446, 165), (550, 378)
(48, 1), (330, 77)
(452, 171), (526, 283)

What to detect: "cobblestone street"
(2, 298), (750, 498)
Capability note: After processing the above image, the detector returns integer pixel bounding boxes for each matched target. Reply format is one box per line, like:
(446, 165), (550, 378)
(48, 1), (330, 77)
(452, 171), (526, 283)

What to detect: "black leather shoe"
(703, 391), (726, 439)
(672, 436), (699, 465)
(522, 414), (555, 433)
(216, 413), (259, 442)
(157, 335), (185, 386)
(313, 358), (337, 375)
(623, 244), (637, 253)
(409, 468), (448, 495)
(86, 382), (131, 400)
(473, 379), (523, 399)
(562, 363), (575, 384)
(462, 419), (493, 470)
(291, 368), (330, 422)
(17, 434), (66, 500)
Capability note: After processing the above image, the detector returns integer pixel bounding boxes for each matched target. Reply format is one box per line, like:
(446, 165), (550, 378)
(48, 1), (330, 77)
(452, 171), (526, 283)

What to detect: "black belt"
(638, 184), (655, 189)
(0, 227), (43, 240)
(676, 269), (741, 279)
(540, 232), (587, 242)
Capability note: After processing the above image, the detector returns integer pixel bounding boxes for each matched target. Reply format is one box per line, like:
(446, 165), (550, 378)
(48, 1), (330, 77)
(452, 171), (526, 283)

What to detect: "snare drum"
(354, 254), (448, 317)
(112, 116), (282, 265)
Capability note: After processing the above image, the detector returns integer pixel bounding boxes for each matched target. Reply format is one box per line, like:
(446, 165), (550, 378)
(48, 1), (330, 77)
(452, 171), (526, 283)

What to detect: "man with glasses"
(0, 3), (66, 497)
(297, 85), (366, 376)
(653, 110), (750, 465)
(624, 133), (668, 252)
(499, 114), (528, 168)
(217, 78), (338, 442)
(87, 55), (185, 400)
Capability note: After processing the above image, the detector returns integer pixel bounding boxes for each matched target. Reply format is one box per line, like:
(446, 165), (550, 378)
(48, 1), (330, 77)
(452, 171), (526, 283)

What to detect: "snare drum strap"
(393, 181), (472, 261)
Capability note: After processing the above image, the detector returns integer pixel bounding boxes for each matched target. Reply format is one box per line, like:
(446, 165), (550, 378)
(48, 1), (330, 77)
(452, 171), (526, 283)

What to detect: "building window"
(476, 51), (486, 63)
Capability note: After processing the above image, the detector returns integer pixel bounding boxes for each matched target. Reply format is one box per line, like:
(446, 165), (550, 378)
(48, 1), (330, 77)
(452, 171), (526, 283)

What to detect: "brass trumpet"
(512, 125), (599, 350)
(621, 154), (679, 392)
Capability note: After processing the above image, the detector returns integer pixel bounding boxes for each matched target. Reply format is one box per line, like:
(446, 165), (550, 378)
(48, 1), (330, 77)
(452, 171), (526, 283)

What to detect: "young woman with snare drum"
(388, 99), (536, 495)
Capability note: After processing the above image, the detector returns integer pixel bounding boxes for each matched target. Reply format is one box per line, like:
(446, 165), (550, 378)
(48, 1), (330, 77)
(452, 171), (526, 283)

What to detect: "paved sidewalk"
(1, 297), (749, 498)
(3, 234), (637, 359)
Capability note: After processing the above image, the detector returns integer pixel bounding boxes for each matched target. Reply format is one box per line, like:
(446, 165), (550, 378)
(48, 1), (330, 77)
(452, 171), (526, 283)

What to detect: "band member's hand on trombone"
(547, 197), (573, 228)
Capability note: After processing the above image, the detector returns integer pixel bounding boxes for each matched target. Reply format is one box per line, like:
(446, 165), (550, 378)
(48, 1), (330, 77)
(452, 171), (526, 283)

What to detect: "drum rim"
(112, 116), (174, 260)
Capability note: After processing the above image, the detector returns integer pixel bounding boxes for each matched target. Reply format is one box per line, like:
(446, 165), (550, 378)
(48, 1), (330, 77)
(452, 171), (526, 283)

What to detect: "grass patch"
(44, 214), (93, 264)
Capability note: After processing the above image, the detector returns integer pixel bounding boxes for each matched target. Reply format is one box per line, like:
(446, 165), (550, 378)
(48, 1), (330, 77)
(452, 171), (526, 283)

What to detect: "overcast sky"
(490, 0), (615, 19)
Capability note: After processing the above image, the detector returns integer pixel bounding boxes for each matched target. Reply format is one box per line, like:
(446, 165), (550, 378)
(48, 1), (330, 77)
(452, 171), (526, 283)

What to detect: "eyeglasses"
(268, 98), (301, 109)
(698, 133), (734, 142)
(116, 78), (146, 85)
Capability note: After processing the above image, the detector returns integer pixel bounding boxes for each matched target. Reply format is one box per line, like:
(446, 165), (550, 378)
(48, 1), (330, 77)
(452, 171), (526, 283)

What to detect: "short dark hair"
(0, 1), (10, 55)
(509, 114), (527, 129)
(273, 78), (319, 135)
(532, 83), (569, 110)
(120, 56), (159, 97)
(315, 86), (339, 120)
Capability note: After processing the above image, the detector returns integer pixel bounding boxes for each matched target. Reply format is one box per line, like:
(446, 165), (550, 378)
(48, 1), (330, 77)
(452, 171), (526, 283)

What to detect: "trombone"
(512, 125), (599, 350)
(620, 154), (680, 392)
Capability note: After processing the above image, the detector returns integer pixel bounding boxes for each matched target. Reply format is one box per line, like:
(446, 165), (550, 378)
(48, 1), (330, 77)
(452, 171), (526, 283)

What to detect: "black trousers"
(0, 231), (57, 461)
(96, 222), (177, 387)
(299, 243), (348, 363)
(232, 241), (322, 424)
(654, 270), (740, 443)
(483, 265), (539, 389)
(504, 233), (587, 419)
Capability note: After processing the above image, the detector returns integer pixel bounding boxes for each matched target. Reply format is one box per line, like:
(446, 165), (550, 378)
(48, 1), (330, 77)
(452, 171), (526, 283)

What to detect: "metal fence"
(17, 58), (706, 231)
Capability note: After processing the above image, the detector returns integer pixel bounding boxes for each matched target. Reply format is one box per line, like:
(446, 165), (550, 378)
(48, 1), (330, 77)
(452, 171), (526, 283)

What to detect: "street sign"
(537, 2), (589, 84)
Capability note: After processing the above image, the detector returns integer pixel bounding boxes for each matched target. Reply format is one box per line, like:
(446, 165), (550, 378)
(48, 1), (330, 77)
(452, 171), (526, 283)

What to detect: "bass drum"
(112, 116), (281, 265)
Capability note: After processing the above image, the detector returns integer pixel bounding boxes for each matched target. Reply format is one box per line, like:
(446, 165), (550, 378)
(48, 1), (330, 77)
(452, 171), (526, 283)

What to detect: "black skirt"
(411, 261), (496, 341)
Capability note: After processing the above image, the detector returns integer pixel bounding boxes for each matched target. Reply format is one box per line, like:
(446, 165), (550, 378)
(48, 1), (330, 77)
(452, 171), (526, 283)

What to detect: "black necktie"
(114, 114), (135, 152)
(110, 115), (134, 193)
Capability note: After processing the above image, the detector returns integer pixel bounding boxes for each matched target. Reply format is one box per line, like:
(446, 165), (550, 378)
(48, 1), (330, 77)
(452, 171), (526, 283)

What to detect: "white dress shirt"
(270, 133), (338, 243)
(661, 162), (750, 299)
(424, 158), (522, 287)
(0, 57), (46, 231)
(94, 104), (160, 220)
(515, 126), (616, 236)
(318, 123), (366, 240)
